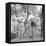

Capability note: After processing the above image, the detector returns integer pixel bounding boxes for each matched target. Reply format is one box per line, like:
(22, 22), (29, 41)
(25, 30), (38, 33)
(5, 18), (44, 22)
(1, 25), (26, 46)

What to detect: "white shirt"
(28, 13), (34, 21)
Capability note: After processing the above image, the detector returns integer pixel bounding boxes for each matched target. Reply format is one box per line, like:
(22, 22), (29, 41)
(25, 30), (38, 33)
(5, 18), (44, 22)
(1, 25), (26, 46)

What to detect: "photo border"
(6, 2), (45, 44)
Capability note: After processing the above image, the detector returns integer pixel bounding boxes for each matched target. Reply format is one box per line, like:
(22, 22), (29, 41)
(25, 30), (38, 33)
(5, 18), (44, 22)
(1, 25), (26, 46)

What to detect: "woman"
(31, 20), (36, 39)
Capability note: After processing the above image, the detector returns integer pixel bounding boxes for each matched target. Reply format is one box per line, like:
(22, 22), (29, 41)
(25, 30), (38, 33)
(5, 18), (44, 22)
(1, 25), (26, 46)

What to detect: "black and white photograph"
(6, 2), (45, 43)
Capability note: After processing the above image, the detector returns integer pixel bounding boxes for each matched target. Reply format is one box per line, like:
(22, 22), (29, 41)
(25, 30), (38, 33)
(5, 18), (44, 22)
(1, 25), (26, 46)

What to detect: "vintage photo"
(11, 3), (45, 42)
